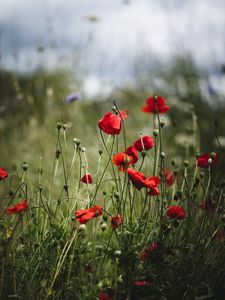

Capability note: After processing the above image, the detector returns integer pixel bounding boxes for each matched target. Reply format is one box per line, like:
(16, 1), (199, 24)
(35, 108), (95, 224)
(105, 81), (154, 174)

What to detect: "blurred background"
(0, 0), (225, 171)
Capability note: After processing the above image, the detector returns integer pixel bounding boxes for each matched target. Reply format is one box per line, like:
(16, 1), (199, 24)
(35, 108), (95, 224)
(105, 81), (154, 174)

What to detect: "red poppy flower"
(75, 205), (103, 224)
(6, 200), (28, 215)
(166, 205), (186, 220)
(81, 173), (93, 184)
(163, 170), (175, 187)
(134, 281), (151, 286)
(144, 176), (160, 196)
(0, 167), (8, 181)
(112, 152), (132, 171)
(127, 168), (146, 190)
(99, 293), (112, 300)
(133, 136), (155, 152)
(111, 214), (123, 229)
(98, 110), (128, 135)
(142, 95), (170, 114)
(197, 153), (219, 168)
(125, 146), (139, 164)
(140, 242), (158, 261)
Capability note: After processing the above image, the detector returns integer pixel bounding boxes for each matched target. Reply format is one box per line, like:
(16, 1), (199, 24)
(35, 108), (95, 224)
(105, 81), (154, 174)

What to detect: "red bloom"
(140, 242), (158, 261)
(0, 167), (8, 181)
(125, 146), (139, 164)
(134, 281), (151, 287)
(112, 152), (132, 171)
(127, 168), (146, 190)
(81, 173), (93, 184)
(133, 136), (154, 152)
(166, 205), (186, 220)
(163, 170), (175, 187)
(98, 110), (128, 135)
(142, 95), (170, 114)
(144, 176), (160, 196)
(75, 205), (103, 224)
(6, 200), (28, 215)
(111, 214), (123, 229)
(197, 153), (219, 168)
(99, 293), (112, 300)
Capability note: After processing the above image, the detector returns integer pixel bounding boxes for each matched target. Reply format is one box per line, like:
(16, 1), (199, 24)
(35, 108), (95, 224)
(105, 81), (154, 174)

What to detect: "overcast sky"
(0, 0), (225, 92)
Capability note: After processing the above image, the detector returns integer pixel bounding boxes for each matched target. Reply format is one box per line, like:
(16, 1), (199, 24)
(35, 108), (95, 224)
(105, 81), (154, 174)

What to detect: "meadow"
(0, 63), (225, 300)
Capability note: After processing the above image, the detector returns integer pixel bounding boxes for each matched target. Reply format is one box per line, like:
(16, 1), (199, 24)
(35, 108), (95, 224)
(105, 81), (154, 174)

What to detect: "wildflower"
(163, 170), (175, 187)
(134, 281), (151, 286)
(98, 110), (128, 135)
(133, 136), (154, 152)
(127, 168), (146, 190)
(99, 293), (112, 300)
(6, 200), (28, 215)
(0, 167), (8, 181)
(144, 176), (160, 196)
(111, 214), (123, 229)
(112, 152), (132, 171)
(140, 242), (158, 261)
(166, 205), (186, 220)
(197, 152), (219, 168)
(65, 91), (81, 103)
(75, 205), (103, 224)
(125, 146), (139, 164)
(141, 95), (170, 114)
(81, 173), (93, 184)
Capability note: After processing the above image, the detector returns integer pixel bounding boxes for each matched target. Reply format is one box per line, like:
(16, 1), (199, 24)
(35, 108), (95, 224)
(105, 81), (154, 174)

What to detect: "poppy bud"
(114, 192), (120, 199)
(71, 216), (75, 221)
(160, 152), (166, 159)
(112, 105), (117, 114)
(62, 124), (67, 130)
(99, 149), (103, 155)
(38, 185), (43, 192)
(55, 150), (61, 159)
(101, 223), (107, 231)
(153, 129), (159, 137)
(114, 250), (121, 257)
(160, 118), (166, 127)
(57, 122), (63, 130)
(210, 152), (216, 159)
(199, 172), (205, 179)
(73, 138), (81, 146)
(195, 152), (200, 159)
(9, 189), (14, 196)
(208, 158), (213, 165)
(22, 162), (28, 171)
(102, 215), (108, 221)
(78, 224), (86, 231)
(171, 159), (176, 166)
(184, 160), (189, 167)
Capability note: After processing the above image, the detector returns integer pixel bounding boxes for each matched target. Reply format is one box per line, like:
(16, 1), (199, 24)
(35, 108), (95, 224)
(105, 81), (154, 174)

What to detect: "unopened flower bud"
(55, 150), (61, 159)
(102, 215), (108, 221)
(171, 159), (176, 166)
(101, 223), (107, 231)
(195, 152), (200, 159)
(208, 158), (213, 165)
(22, 162), (28, 171)
(160, 118), (166, 127)
(73, 138), (81, 146)
(114, 250), (121, 257)
(153, 129), (159, 137)
(160, 152), (166, 159)
(112, 105), (117, 114)
(57, 122), (63, 130)
(99, 149), (103, 155)
(62, 124), (67, 130)
(184, 160), (189, 167)
(210, 152), (216, 159)
(81, 147), (86, 153)
(78, 224), (86, 231)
